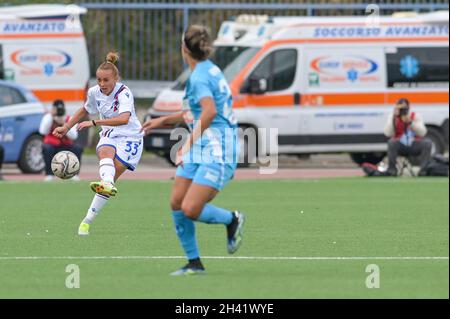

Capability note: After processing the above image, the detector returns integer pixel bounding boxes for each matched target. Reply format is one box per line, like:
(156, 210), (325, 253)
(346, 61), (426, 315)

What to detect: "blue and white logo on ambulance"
(399, 55), (420, 79)
(11, 49), (73, 77)
(311, 56), (379, 83)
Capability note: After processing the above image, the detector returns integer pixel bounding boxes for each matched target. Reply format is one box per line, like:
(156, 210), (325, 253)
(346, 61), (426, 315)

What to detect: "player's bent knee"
(170, 198), (183, 211)
(97, 146), (115, 158)
(181, 203), (201, 220)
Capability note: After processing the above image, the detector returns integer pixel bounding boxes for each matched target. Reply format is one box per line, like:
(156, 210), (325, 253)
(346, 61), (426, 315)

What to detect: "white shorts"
(96, 136), (143, 171)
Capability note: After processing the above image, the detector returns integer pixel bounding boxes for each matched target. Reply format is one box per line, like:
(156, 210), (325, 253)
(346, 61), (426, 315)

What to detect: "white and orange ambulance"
(145, 11), (449, 166)
(0, 4), (89, 173)
(0, 4), (90, 113)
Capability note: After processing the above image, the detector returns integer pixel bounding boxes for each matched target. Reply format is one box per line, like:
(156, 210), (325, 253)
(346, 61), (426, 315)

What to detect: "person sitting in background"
(39, 99), (83, 181)
(384, 98), (432, 176)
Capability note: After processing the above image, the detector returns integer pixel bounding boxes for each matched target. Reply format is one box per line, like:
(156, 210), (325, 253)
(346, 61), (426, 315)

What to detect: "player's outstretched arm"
(77, 112), (131, 131)
(141, 112), (185, 135)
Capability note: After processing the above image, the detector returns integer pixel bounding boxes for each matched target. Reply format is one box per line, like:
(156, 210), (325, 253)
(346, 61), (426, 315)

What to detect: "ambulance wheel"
(426, 126), (446, 156)
(350, 152), (386, 166)
(18, 135), (45, 174)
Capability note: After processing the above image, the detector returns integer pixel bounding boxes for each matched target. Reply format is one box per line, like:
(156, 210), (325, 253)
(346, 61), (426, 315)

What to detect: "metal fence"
(3, 1), (449, 81)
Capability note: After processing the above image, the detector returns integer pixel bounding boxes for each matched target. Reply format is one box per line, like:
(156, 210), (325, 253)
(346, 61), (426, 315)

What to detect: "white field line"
(0, 256), (448, 261)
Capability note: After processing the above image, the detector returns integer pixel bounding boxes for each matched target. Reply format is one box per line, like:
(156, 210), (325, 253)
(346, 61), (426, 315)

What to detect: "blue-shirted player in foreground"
(142, 25), (245, 275)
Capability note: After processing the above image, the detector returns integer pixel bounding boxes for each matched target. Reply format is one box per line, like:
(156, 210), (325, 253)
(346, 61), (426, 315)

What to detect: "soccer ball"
(51, 151), (80, 179)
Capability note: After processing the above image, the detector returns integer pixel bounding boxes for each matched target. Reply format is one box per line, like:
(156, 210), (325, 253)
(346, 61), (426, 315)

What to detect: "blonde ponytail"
(106, 52), (119, 65)
(97, 51), (120, 78)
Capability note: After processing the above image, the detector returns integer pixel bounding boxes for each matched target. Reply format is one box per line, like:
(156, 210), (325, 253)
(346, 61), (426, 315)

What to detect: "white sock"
(83, 194), (109, 224)
(99, 158), (115, 183)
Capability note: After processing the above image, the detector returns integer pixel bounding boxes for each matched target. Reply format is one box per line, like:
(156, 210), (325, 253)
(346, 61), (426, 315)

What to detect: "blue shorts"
(176, 162), (237, 191)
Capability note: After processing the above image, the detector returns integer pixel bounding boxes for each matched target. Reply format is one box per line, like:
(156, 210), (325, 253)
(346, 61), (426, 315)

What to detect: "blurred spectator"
(384, 98), (432, 176)
(39, 99), (83, 181)
(0, 144), (4, 180)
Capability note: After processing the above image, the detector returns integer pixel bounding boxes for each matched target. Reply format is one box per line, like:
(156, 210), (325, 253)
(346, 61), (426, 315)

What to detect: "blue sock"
(172, 211), (199, 260)
(197, 204), (233, 225)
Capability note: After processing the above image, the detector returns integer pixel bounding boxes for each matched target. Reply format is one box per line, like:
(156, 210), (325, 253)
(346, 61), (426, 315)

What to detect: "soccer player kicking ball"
(142, 25), (245, 275)
(53, 52), (144, 236)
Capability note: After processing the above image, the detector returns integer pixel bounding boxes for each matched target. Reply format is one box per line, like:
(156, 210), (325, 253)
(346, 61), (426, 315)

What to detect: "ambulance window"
(213, 46), (252, 71)
(250, 53), (272, 82)
(272, 50), (297, 91)
(245, 48), (297, 92)
(386, 47), (449, 88)
(0, 86), (26, 107)
(223, 47), (260, 82)
(172, 47), (259, 91)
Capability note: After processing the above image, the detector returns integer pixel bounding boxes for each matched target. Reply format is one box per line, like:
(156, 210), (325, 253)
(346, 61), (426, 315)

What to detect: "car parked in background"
(0, 80), (45, 173)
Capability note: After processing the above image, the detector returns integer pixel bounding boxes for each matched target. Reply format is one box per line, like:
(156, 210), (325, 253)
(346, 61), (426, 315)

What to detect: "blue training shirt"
(183, 59), (238, 164)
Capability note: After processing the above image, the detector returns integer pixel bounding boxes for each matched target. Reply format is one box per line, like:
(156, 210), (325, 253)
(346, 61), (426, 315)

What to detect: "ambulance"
(145, 11), (449, 166)
(0, 4), (89, 173)
(0, 4), (90, 113)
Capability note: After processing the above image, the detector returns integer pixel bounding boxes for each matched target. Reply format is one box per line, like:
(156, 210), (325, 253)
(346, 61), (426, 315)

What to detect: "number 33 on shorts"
(125, 141), (140, 155)
(116, 139), (143, 171)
